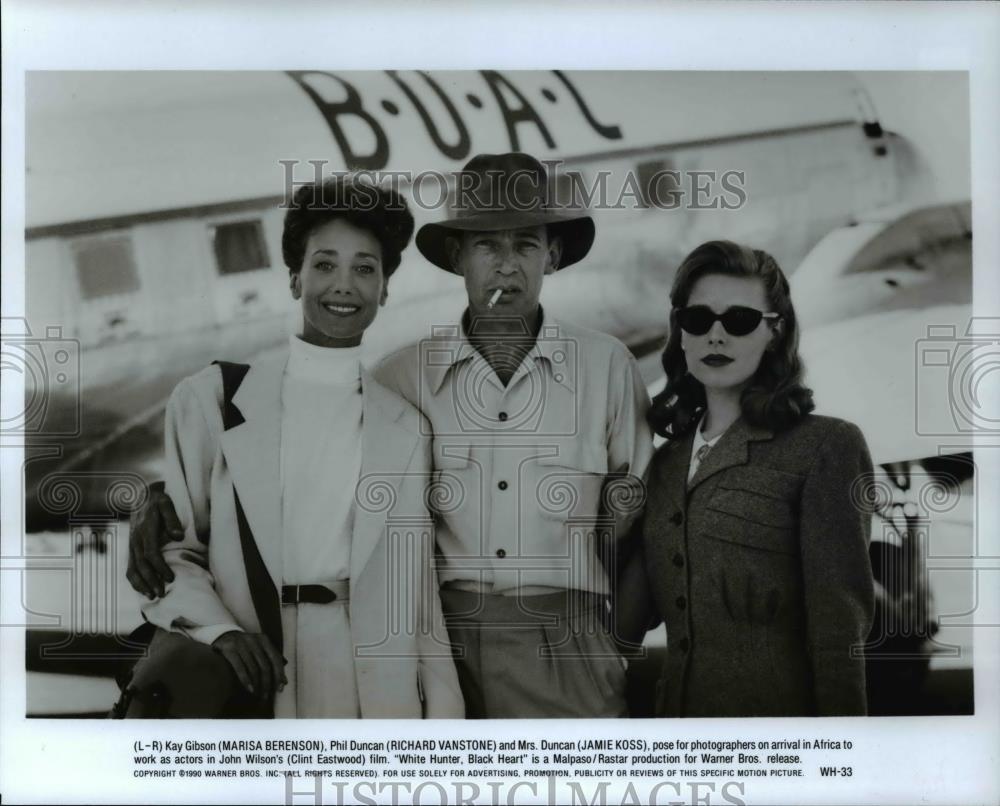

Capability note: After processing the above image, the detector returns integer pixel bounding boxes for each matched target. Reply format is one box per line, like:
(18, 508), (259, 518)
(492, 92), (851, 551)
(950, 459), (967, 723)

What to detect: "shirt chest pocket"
(433, 441), (473, 470)
(701, 469), (802, 555)
(534, 443), (608, 521)
(429, 441), (475, 515)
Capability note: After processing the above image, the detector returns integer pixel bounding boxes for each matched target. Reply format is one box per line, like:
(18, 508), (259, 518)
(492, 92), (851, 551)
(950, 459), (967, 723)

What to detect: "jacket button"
(675, 596), (687, 610)
(672, 553), (684, 568)
(496, 549), (506, 558)
(498, 411), (508, 422)
(678, 637), (690, 653)
(671, 512), (683, 526)
(498, 480), (508, 491)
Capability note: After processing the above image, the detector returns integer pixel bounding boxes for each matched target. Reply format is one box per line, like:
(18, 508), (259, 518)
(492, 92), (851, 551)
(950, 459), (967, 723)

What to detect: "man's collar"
(421, 322), (476, 394)
(423, 306), (576, 394)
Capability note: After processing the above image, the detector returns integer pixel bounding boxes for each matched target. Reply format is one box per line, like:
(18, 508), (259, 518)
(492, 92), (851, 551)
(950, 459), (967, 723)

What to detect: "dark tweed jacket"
(639, 414), (875, 717)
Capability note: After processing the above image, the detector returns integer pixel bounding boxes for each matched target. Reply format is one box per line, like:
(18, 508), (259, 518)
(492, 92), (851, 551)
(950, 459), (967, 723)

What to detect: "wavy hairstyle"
(282, 175), (415, 279)
(647, 240), (814, 440)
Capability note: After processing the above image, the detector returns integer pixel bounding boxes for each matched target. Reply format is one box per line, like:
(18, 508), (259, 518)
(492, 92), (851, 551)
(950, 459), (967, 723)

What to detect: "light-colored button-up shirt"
(375, 310), (653, 595)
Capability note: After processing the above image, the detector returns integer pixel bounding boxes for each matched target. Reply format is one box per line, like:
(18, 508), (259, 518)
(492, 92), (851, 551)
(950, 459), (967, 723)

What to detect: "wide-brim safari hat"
(416, 152), (595, 273)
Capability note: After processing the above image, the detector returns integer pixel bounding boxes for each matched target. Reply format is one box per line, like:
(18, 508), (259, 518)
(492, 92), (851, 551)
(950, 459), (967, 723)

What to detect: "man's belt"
(281, 580), (350, 605)
(441, 579), (574, 597)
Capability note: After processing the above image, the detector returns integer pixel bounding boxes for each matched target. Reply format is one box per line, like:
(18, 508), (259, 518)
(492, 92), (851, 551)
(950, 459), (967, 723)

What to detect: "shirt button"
(672, 553), (684, 568)
(498, 411), (508, 422)
(678, 637), (690, 653)
(675, 596), (687, 610)
(498, 480), (508, 491)
(671, 512), (683, 526)
(496, 549), (506, 558)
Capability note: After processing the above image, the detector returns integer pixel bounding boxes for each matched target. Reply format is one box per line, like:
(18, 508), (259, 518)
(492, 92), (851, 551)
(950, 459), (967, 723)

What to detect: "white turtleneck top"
(279, 335), (364, 585)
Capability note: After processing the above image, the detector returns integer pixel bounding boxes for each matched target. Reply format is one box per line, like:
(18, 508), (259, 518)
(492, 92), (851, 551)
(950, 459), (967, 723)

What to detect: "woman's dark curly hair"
(648, 240), (814, 440)
(282, 175), (415, 278)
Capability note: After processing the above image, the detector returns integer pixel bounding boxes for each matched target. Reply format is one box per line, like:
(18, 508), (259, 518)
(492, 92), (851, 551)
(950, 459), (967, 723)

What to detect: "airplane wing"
(792, 199), (974, 466)
(799, 303), (974, 466)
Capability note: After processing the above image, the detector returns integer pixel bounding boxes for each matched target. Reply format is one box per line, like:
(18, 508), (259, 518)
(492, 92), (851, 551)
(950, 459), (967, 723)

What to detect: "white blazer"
(142, 348), (464, 718)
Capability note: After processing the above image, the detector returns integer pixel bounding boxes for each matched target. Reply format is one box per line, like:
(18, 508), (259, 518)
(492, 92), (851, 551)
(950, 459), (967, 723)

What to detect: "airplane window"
(212, 219), (270, 275)
(71, 235), (140, 300)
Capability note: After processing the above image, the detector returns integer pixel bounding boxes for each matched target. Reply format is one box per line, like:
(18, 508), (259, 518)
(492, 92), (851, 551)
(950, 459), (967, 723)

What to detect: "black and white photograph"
(2, 3), (998, 806)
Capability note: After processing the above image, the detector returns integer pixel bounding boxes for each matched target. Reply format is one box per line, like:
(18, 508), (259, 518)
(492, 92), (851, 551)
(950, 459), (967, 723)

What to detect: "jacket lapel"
(352, 372), (420, 582)
(659, 431), (694, 514)
(687, 417), (773, 493)
(220, 349), (288, 591)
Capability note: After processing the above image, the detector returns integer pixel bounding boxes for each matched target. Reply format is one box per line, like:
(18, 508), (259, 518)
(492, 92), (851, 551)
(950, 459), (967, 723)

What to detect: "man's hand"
(212, 631), (287, 699)
(126, 484), (184, 599)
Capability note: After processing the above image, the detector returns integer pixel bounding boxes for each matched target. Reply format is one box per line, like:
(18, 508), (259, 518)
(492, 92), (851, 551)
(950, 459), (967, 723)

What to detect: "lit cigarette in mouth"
(487, 289), (503, 309)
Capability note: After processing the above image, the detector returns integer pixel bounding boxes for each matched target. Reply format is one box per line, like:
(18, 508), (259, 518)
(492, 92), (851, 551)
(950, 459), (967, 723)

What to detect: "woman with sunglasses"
(620, 240), (875, 717)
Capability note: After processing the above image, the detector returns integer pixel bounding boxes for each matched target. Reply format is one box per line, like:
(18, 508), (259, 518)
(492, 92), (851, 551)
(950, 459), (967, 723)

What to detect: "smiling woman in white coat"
(127, 177), (464, 718)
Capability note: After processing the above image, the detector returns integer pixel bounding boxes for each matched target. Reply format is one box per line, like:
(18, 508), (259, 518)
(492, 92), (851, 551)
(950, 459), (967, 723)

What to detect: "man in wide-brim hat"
(415, 151), (595, 275)
(376, 152), (653, 718)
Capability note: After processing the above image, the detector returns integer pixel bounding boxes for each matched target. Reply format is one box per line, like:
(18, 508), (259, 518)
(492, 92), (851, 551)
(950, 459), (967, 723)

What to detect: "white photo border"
(2, 2), (998, 805)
